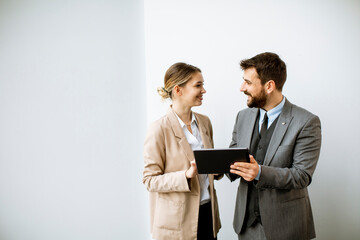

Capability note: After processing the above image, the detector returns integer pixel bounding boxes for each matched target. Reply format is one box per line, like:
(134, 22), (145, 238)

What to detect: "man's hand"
(186, 160), (198, 179)
(230, 155), (259, 181)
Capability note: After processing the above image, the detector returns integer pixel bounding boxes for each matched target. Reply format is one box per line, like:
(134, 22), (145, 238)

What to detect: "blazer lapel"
(166, 107), (195, 162)
(194, 113), (211, 149)
(263, 99), (293, 166)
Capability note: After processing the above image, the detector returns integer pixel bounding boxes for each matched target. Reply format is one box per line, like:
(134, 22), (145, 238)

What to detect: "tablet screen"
(194, 148), (249, 174)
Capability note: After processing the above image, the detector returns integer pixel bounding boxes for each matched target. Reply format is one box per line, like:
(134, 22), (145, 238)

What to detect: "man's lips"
(244, 92), (252, 98)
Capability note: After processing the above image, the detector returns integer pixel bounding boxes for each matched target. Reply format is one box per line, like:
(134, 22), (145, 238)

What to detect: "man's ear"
(266, 80), (276, 94)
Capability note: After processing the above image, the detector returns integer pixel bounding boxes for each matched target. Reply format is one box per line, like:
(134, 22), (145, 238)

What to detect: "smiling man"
(228, 52), (322, 240)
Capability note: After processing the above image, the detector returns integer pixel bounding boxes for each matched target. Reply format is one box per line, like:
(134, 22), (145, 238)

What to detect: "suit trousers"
(238, 222), (266, 240)
(198, 201), (217, 240)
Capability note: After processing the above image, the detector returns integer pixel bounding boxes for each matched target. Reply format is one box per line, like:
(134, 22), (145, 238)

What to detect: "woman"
(143, 62), (221, 240)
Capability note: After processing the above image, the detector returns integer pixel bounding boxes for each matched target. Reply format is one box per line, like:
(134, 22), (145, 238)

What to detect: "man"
(228, 52), (321, 240)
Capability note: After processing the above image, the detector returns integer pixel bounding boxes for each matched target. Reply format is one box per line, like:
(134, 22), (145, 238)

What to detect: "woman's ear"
(173, 85), (182, 97)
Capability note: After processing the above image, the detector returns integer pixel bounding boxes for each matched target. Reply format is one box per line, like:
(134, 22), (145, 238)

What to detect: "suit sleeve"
(255, 115), (321, 190)
(227, 112), (241, 182)
(229, 112), (240, 148)
(142, 122), (191, 193)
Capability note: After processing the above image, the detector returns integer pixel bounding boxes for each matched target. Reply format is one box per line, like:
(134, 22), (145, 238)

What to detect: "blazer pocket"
(154, 197), (184, 230)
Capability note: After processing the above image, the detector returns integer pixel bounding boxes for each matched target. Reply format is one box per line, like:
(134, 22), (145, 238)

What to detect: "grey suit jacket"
(229, 98), (321, 240)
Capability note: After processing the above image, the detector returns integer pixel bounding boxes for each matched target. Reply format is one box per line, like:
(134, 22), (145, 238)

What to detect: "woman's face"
(178, 71), (206, 107)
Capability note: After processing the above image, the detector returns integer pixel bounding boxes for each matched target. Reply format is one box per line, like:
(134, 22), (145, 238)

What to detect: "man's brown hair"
(240, 52), (287, 91)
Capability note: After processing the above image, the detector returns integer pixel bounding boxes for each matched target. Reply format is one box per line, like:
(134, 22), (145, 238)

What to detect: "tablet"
(194, 148), (249, 174)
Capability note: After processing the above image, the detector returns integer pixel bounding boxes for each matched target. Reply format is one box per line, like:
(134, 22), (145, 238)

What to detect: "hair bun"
(157, 87), (170, 100)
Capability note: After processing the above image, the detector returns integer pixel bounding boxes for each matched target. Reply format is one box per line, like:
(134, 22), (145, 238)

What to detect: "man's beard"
(245, 89), (267, 108)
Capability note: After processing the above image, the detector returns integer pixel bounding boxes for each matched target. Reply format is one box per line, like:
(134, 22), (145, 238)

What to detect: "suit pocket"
(279, 189), (306, 203)
(272, 145), (294, 167)
(154, 197), (184, 230)
(277, 145), (294, 152)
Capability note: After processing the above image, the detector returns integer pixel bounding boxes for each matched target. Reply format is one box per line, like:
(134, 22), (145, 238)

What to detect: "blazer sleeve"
(255, 115), (322, 189)
(142, 121), (191, 193)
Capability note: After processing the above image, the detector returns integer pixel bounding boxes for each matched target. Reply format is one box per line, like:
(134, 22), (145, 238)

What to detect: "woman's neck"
(171, 103), (192, 125)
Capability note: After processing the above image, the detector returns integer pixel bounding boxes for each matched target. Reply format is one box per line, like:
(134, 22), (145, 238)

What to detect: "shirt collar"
(259, 96), (286, 123)
(174, 111), (197, 128)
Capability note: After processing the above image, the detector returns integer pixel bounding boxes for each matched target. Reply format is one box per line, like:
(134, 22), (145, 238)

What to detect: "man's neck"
(262, 93), (284, 112)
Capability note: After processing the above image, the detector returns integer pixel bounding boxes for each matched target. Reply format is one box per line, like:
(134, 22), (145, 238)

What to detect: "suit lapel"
(166, 107), (195, 162)
(242, 108), (259, 149)
(263, 99), (293, 166)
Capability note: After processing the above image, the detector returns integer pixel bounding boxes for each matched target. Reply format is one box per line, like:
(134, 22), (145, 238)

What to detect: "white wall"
(0, 0), (147, 239)
(145, 0), (360, 239)
(1, 1), (359, 239)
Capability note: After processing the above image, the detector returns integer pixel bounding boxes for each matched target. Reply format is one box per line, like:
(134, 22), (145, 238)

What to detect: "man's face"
(240, 67), (267, 108)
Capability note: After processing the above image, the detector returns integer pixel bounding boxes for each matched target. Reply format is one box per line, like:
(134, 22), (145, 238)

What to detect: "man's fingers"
(231, 166), (256, 176)
(231, 162), (251, 169)
(230, 169), (242, 176)
(230, 169), (252, 180)
(230, 167), (247, 174)
(231, 162), (246, 167)
(230, 155), (258, 181)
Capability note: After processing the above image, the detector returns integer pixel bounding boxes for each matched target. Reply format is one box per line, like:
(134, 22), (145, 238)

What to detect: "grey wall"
(0, 0), (147, 239)
(145, 0), (360, 239)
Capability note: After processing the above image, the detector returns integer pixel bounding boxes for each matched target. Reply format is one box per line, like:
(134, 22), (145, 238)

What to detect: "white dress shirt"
(174, 111), (211, 205)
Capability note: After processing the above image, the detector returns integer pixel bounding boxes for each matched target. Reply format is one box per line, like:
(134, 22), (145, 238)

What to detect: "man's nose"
(240, 82), (246, 92)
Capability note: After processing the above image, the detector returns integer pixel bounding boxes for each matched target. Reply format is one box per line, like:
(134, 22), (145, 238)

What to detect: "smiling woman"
(143, 62), (222, 240)
(157, 63), (202, 100)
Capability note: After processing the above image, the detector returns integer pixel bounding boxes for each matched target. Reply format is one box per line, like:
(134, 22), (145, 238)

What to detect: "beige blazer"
(143, 107), (221, 240)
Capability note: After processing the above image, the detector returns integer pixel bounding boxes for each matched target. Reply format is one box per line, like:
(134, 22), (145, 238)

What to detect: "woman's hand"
(185, 160), (198, 178)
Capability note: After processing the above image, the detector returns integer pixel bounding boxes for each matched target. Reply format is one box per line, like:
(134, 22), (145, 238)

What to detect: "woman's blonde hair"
(157, 62), (201, 100)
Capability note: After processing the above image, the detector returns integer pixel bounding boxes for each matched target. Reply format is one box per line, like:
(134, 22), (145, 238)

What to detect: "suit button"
(258, 145), (262, 150)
